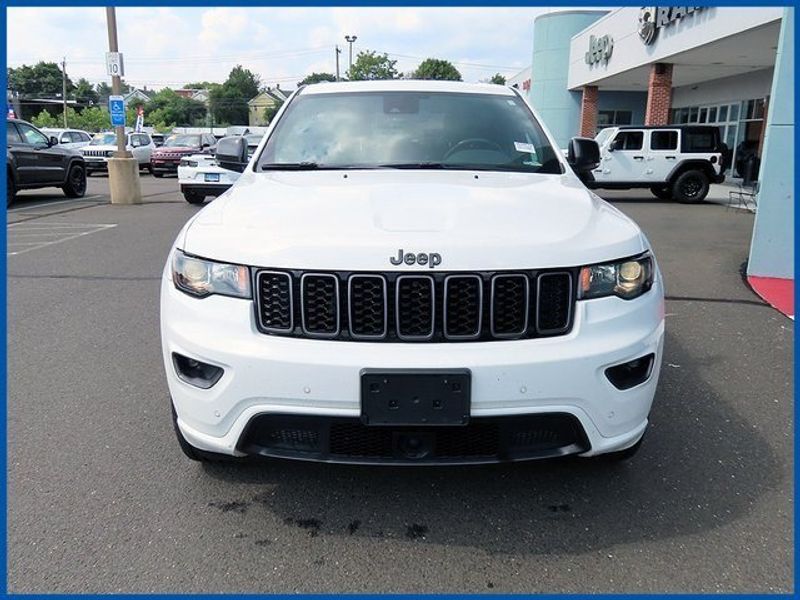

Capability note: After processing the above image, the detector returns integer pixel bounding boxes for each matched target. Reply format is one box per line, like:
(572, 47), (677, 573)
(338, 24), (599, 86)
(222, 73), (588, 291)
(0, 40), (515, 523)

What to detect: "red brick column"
(579, 86), (599, 137)
(644, 63), (673, 126)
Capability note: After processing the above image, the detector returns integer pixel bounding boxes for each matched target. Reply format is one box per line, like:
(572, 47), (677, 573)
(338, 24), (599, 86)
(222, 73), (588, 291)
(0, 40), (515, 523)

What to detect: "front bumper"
(83, 157), (109, 170)
(180, 183), (231, 197)
(151, 159), (181, 174)
(161, 267), (665, 462)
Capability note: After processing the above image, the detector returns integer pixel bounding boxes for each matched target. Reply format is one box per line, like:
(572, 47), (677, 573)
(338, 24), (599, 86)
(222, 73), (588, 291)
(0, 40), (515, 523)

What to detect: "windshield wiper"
(378, 162), (447, 169)
(261, 162), (320, 170)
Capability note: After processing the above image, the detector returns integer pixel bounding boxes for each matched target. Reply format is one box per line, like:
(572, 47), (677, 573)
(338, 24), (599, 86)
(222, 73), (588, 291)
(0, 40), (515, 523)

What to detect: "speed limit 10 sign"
(105, 52), (124, 77)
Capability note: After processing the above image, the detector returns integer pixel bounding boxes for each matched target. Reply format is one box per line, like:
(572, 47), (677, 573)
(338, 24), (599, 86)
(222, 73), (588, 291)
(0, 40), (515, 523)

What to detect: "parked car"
(7, 118), (87, 206)
(587, 125), (727, 203)
(150, 133), (217, 178)
(151, 133), (168, 147)
(161, 80), (665, 466)
(177, 134), (263, 204)
(81, 131), (154, 175)
(41, 128), (93, 150)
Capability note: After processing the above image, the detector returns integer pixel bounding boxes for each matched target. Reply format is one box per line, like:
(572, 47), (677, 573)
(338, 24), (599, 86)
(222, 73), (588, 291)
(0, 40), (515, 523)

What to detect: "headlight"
(172, 250), (251, 299)
(180, 158), (198, 167)
(578, 254), (654, 300)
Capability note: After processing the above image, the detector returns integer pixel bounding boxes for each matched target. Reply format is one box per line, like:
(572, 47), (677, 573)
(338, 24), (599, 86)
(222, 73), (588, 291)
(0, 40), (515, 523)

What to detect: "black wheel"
(62, 163), (87, 198)
(152, 171), (164, 178)
(171, 402), (233, 462)
(183, 191), (205, 205)
(671, 169), (709, 204)
(7, 171), (16, 207)
(596, 432), (645, 462)
(146, 164), (153, 175)
(650, 185), (672, 200)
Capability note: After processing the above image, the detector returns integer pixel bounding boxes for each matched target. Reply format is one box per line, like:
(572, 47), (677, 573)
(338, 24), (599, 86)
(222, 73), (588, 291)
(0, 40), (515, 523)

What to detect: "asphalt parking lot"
(7, 175), (793, 593)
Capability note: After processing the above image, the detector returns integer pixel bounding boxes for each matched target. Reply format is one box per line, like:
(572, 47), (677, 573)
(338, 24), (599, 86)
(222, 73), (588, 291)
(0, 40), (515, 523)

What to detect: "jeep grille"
(254, 269), (574, 342)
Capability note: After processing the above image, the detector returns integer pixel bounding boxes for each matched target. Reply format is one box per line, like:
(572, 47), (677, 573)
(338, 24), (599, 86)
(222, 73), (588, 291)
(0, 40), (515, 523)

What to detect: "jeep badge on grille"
(390, 249), (442, 268)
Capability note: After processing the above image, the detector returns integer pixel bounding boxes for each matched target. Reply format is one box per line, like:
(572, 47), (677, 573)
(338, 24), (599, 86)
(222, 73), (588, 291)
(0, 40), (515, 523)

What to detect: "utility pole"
(335, 45), (342, 81)
(61, 57), (67, 127)
(105, 7), (127, 157)
(105, 6), (141, 204)
(344, 35), (358, 71)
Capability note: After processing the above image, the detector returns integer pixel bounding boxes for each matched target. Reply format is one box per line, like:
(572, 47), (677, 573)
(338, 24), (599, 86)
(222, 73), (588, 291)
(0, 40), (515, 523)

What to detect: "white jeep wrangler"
(588, 125), (727, 203)
(161, 80), (665, 466)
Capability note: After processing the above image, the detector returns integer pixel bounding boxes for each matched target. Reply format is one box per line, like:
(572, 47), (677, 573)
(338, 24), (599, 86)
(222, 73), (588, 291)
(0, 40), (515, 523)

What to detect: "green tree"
(489, 73), (507, 85)
(31, 109), (60, 129)
(144, 88), (206, 127)
(263, 99), (284, 124)
(347, 51), (399, 81)
(412, 58), (462, 81)
(73, 78), (99, 106)
(210, 65), (261, 125)
(94, 80), (132, 105)
(95, 82), (112, 104)
(298, 72), (337, 86)
(8, 61), (72, 98)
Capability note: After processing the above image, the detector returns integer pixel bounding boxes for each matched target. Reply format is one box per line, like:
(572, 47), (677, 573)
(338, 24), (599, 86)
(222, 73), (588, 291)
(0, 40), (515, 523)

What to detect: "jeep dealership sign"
(585, 34), (614, 65)
(638, 6), (706, 45)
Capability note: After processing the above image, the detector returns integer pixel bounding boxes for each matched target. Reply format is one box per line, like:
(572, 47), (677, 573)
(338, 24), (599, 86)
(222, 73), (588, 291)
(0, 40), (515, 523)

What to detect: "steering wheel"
(443, 138), (504, 161)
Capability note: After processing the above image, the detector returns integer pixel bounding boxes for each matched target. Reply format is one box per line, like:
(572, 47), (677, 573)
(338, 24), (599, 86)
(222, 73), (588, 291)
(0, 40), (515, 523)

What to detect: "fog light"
(172, 352), (224, 389)
(605, 354), (655, 390)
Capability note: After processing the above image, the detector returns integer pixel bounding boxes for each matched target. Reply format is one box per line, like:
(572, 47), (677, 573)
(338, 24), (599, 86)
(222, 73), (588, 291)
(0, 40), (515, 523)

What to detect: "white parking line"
(7, 222), (117, 256)
(7, 195), (102, 213)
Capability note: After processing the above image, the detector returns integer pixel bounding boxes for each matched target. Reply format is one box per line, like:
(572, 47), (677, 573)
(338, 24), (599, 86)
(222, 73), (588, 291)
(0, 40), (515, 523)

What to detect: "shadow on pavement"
(198, 329), (783, 556)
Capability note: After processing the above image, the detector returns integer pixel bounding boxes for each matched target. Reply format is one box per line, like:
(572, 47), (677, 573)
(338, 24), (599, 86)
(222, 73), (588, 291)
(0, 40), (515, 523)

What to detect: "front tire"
(650, 185), (672, 200)
(183, 190), (205, 205)
(672, 170), (709, 204)
(152, 171), (164, 178)
(62, 163), (87, 198)
(7, 172), (16, 207)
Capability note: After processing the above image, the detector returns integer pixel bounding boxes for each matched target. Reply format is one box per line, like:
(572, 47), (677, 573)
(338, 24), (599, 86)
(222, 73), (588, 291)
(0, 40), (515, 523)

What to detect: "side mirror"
(567, 137), (601, 174)
(608, 138), (622, 152)
(49, 136), (59, 146)
(215, 136), (249, 173)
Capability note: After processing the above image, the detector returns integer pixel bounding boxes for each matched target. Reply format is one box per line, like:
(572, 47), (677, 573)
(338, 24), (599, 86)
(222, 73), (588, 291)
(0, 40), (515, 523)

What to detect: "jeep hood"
(182, 170), (648, 271)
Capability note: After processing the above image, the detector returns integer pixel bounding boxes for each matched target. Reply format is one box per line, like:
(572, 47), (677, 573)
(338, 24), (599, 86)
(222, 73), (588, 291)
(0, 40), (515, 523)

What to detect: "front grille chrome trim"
(490, 274), (530, 339)
(254, 270), (294, 334)
(443, 274), (483, 340)
(536, 271), (573, 335)
(395, 275), (435, 341)
(300, 272), (340, 338)
(347, 274), (388, 340)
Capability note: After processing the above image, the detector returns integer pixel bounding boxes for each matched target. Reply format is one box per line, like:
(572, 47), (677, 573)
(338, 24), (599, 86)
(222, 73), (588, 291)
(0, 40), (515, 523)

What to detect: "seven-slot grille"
(83, 150), (110, 157)
(255, 269), (574, 342)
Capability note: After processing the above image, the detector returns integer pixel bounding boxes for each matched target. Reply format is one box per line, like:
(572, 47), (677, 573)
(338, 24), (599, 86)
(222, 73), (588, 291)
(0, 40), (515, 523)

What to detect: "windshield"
(90, 133), (117, 146)
(595, 128), (614, 147)
(164, 134), (201, 147)
(257, 91), (562, 173)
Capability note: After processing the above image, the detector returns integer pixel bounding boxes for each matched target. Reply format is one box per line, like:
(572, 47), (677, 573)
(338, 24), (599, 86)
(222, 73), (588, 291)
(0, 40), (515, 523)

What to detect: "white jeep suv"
(161, 80), (665, 465)
(589, 125), (727, 203)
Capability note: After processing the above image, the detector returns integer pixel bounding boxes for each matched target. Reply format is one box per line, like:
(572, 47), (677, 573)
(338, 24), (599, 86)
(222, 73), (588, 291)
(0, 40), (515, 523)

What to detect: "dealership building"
(523, 6), (794, 316)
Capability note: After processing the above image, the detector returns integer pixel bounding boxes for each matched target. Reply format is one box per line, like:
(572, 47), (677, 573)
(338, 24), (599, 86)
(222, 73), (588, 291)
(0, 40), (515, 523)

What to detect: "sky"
(7, 7), (549, 92)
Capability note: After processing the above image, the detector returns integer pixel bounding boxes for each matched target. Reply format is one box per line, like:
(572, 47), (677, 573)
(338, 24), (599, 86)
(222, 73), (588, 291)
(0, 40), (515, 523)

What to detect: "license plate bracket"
(360, 369), (471, 426)
(204, 173), (220, 182)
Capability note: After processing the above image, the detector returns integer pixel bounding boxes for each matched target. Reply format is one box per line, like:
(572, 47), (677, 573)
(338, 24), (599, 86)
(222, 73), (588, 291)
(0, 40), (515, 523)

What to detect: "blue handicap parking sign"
(109, 95), (125, 127)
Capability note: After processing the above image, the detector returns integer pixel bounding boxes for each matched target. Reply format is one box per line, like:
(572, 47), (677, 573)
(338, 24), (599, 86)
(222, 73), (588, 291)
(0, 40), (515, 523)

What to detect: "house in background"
(248, 86), (291, 126)
(124, 87), (152, 106)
